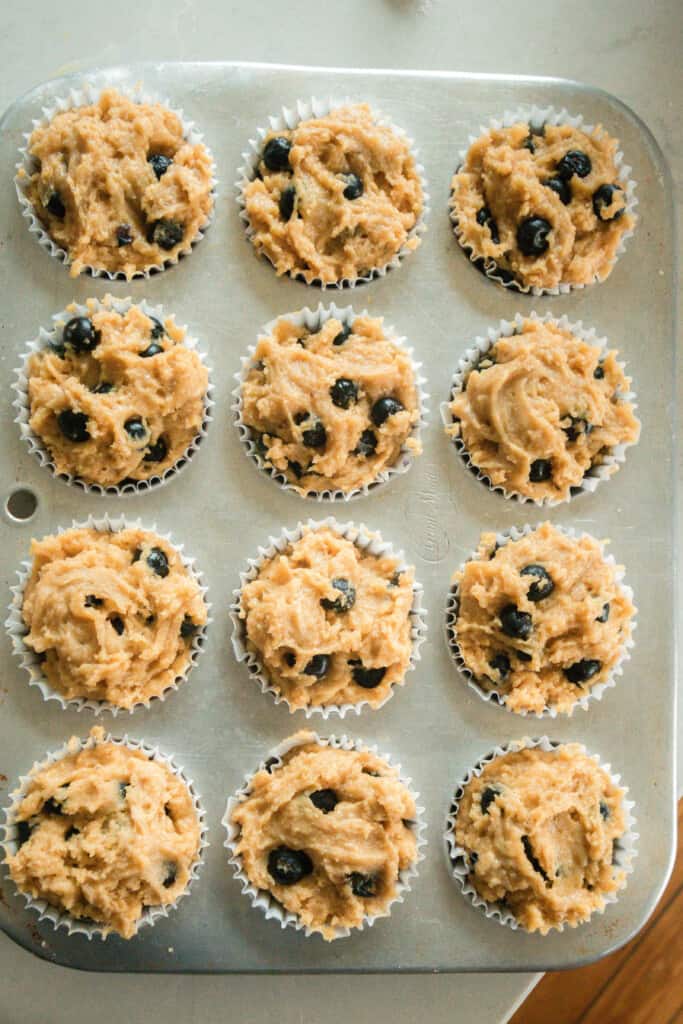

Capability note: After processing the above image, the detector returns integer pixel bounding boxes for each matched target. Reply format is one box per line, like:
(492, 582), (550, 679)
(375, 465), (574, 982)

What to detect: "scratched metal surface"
(0, 63), (676, 973)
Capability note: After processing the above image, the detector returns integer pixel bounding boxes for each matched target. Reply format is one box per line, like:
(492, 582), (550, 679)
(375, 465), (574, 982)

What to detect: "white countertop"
(0, 2), (679, 1022)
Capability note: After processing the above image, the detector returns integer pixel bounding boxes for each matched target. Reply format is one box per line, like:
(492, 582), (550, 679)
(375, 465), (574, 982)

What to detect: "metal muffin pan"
(0, 62), (676, 973)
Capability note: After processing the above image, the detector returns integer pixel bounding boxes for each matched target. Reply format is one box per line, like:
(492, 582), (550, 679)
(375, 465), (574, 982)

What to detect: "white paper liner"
(449, 104), (638, 296)
(233, 302), (429, 502)
(222, 730), (427, 939)
(444, 736), (638, 932)
(440, 311), (640, 507)
(5, 514), (211, 715)
(15, 80), (217, 279)
(1, 730), (208, 940)
(445, 522), (636, 718)
(230, 517), (427, 718)
(235, 96), (429, 288)
(12, 295), (215, 497)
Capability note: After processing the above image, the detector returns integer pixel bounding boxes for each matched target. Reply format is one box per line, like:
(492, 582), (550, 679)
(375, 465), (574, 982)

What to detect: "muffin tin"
(0, 62), (676, 973)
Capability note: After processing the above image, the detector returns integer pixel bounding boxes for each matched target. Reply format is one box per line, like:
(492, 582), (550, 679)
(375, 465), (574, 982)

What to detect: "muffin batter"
(231, 734), (418, 938)
(447, 318), (639, 503)
(21, 527), (207, 708)
(240, 526), (415, 709)
(243, 104), (423, 284)
(6, 727), (201, 939)
(241, 314), (420, 495)
(453, 523), (634, 715)
(450, 121), (634, 290)
(454, 744), (627, 933)
(22, 89), (214, 277)
(27, 300), (209, 488)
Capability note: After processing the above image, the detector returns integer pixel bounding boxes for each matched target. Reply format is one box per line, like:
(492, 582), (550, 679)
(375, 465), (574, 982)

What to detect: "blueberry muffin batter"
(239, 526), (415, 710)
(27, 300), (209, 488)
(454, 744), (627, 933)
(22, 89), (214, 277)
(6, 727), (201, 939)
(450, 121), (634, 290)
(21, 527), (207, 709)
(447, 318), (639, 503)
(453, 523), (634, 715)
(243, 104), (423, 284)
(241, 313), (420, 495)
(231, 734), (418, 938)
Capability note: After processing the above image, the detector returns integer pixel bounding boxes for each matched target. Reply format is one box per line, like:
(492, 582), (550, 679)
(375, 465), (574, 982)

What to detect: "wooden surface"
(511, 800), (682, 1024)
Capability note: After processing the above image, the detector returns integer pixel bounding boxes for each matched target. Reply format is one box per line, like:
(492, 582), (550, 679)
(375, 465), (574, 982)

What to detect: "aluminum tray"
(0, 62), (676, 974)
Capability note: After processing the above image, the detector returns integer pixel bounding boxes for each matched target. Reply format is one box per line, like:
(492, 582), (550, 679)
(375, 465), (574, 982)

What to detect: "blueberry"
(342, 173), (363, 200)
(330, 378), (358, 409)
(353, 429), (377, 457)
(596, 603), (610, 623)
(563, 416), (591, 443)
(148, 219), (184, 250)
(520, 564), (554, 602)
(529, 458), (552, 483)
(132, 549), (142, 564)
(476, 206), (500, 244)
(488, 653), (510, 680)
(557, 150), (592, 180)
(284, 652), (296, 668)
(301, 419), (327, 449)
(349, 872), (377, 898)
(46, 191), (66, 218)
(149, 153), (173, 179)
(563, 659), (601, 685)
(521, 135), (535, 153)
(543, 177), (571, 205)
(64, 316), (100, 354)
(57, 409), (90, 443)
(594, 363), (605, 380)
(599, 800), (610, 820)
(515, 649), (532, 663)
(84, 595), (103, 608)
(143, 436), (168, 463)
(320, 578), (356, 613)
(516, 216), (551, 257)
(162, 861), (177, 888)
(309, 789), (338, 814)
(262, 137), (292, 172)
(294, 411), (310, 425)
(147, 547), (169, 578)
(350, 662), (386, 689)
(267, 846), (313, 885)
(480, 786), (500, 815)
(371, 396), (404, 427)
(180, 615), (197, 639)
(592, 183), (624, 222)
(93, 381), (114, 394)
(333, 323), (352, 346)
(499, 604), (532, 640)
(279, 186), (296, 222)
(388, 570), (403, 588)
(42, 797), (64, 816)
(149, 317), (166, 340)
(16, 821), (32, 848)
(304, 654), (330, 678)
(124, 417), (148, 442)
(116, 223), (133, 246)
(288, 460), (304, 479)
(110, 616), (125, 635)
(522, 835), (550, 883)
(65, 826), (79, 841)
(119, 782), (129, 800)
(140, 342), (164, 358)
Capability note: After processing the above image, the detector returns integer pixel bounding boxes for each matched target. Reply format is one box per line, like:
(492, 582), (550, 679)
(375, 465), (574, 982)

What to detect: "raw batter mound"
(450, 121), (634, 290)
(243, 104), (423, 284)
(240, 526), (415, 709)
(21, 527), (207, 709)
(454, 744), (627, 933)
(453, 523), (634, 715)
(22, 89), (214, 277)
(447, 318), (639, 503)
(231, 734), (418, 938)
(27, 299), (209, 488)
(6, 727), (201, 938)
(241, 314), (420, 495)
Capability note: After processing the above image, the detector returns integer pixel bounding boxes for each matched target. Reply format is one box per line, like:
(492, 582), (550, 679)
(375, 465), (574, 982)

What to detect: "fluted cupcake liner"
(235, 96), (429, 288)
(6, 513), (211, 715)
(449, 104), (638, 296)
(230, 517), (427, 718)
(13, 295), (214, 497)
(233, 302), (429, 501)
(444, 736), (638, 932)
(440, 311), (640, 507)
(445, 522), (636, 718)
(1, 730), (208, 939)
(15, 80), (217, 279)
(222, 729), (427, 939)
